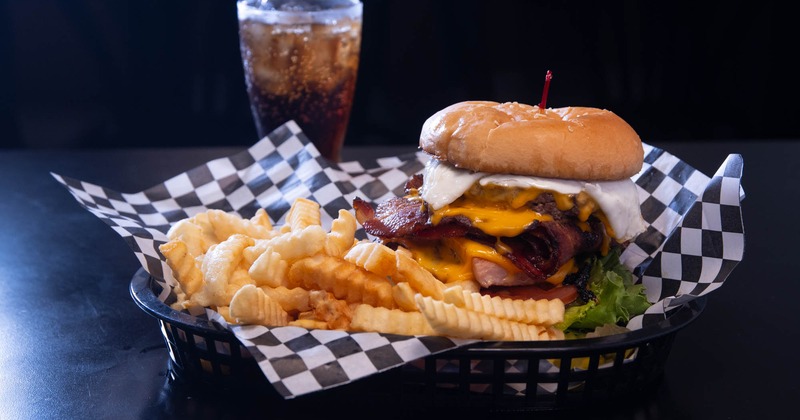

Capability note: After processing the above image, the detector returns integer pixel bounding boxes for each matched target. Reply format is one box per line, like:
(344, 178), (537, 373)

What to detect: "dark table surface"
(0, 139), (795, 419)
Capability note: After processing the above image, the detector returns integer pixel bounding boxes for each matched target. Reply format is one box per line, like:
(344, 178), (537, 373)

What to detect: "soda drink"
(237, 0), (362, 162)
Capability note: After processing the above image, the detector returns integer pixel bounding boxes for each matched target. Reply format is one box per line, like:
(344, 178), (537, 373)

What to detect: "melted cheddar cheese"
(400, 237), (517, 283)
(427, 184), (613, 240)
(397, 159), (638, 285)
(419, 157), (646, 242)
(402, 235), (579, 285)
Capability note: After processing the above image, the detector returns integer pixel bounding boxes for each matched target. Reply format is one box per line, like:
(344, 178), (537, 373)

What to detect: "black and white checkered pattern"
(230, 324), (472, 398)
(54, 121), (744, 398)
(52, 122), (428, 290)
(626, 150), (744, 330)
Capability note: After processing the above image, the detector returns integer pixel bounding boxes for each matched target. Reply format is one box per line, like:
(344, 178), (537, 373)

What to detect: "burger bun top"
(419, 101), (644, 181)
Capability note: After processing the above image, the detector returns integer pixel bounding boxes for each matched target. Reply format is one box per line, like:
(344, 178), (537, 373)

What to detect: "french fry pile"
(158, 198), (565, 341)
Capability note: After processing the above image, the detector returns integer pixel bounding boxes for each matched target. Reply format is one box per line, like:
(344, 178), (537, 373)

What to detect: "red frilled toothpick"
(538, 70), (552, 113)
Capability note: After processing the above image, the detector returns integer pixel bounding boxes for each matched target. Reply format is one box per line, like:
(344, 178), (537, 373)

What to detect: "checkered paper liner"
(53, 121), (744, 399)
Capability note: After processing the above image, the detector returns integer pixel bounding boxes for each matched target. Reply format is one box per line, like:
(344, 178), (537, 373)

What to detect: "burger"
(353, 100), (651, 334)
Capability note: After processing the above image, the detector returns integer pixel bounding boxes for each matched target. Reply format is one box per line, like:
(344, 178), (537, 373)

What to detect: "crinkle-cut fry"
(252, 225), (327, 264)
(225, 268), (255, 301)
(242, 240), (269, 266)
(168, 216), (217, 256)
(247, 225), (326, 286)
(324, 209), (357, 258)
(159, 239), (204, 295)
(395, 251), (445, 300)
(392, 282), (419, 312)
(307, 290), (353, 330)
(250, 208), (274, 231)
(441, 285), (466, 307)
(344, 240), (397, 279)
(261, 286), (310, 314)
(394, 245), (413, 259)
(289, 318), (328, 330)
(442, 285), (565, 327)
(169, 286), (189, 311)
(242, 243), (259, 266)
(247, 250), (289, 287)
(286, 197), (321, 231)
(288, 254), (396, 309)
(543, 327), (565, 341)
(192, 234), (254, 307)
(206, 209), (278, 242)
(415, 295), (554, 341)
(166, 218), (217, 256)
(350, 304), (436, 336)
(229, 284), (290, 327)
(215, 306), (237, 324)
(444, 279), (481, 294)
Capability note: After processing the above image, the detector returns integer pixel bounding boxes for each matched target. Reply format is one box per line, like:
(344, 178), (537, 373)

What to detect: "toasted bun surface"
(419, 101), (644, 181)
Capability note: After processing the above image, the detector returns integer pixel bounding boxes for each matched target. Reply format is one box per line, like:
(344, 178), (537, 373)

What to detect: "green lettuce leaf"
(557, 249), (651, 333)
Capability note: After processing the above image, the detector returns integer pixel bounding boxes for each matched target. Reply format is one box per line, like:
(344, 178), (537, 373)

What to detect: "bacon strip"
(501, 220), (602, 284)
(404, 174), (423, 192)
(355, 196), (481, 240)
(353, 196), (605, 287)
(354, 196), (428, 238)
(353, 197), (375, 226)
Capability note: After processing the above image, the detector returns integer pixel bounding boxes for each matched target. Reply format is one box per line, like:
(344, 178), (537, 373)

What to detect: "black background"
(1, 0), (797, 149)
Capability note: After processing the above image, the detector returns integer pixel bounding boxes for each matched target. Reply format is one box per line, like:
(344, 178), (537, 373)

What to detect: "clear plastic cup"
(237, 0), (363, 162)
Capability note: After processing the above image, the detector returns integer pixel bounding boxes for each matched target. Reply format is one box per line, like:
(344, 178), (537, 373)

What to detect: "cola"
(238, 0), (362, 162)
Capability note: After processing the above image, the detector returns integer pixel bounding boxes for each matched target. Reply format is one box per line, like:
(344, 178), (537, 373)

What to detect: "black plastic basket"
(130, 267), (706, 410)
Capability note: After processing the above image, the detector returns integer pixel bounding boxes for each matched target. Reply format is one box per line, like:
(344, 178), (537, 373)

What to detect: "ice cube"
(269, 0), (323, 12)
